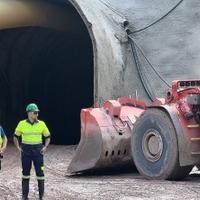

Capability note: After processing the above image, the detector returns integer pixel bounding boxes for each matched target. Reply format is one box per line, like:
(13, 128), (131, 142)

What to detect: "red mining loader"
(68, 80), (200, 180)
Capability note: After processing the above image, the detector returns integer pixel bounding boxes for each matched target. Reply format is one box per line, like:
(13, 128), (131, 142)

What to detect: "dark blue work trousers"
(21, 144), (44, 180)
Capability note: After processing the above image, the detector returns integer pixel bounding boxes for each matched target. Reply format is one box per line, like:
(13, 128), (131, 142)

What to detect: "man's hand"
(41, 146), (48, 155)
(0, 147), (6, 154)
(13, 136), (22, 153)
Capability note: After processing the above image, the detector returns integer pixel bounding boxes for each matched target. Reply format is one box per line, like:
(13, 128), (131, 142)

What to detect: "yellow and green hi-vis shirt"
(0, 127), (5, 146)
(15, 120), (50, 144)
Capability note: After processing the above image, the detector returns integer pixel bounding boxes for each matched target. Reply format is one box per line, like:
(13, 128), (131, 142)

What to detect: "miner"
(0, 125), (7, 170)
(13, 103), (50, 200)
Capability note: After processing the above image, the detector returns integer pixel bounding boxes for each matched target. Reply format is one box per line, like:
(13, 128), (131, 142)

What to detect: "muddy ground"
(1, 145), (200, 200)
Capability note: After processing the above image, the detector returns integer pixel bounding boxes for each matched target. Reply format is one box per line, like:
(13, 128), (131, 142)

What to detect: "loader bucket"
(67, 99), (146, 175)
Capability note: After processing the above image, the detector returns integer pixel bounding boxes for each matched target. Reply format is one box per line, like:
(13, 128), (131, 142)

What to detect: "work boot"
(38, 180), (44, 200)
(22, 179), (29, 200)
(22, 197), (29, 200)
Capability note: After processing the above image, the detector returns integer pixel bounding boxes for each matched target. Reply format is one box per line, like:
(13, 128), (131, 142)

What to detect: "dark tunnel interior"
(0, 16), (94, 144)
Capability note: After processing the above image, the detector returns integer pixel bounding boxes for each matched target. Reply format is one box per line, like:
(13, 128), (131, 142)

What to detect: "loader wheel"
(131, 108), (192, 180)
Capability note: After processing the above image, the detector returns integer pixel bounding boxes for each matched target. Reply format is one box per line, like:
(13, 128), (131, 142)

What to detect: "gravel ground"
(1, 145), (200, 200)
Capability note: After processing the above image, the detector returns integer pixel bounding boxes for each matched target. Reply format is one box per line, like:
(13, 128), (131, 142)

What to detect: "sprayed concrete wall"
(106, 0), (200, 100)
(68, 0), (139, 104)
(69, 0), (200, 102)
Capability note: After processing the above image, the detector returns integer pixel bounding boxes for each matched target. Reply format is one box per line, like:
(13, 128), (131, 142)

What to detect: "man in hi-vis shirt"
(13, 103), (50, 200)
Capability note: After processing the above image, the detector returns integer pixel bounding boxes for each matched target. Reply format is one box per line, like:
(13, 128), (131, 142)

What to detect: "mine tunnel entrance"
(0, 25), (93, 144)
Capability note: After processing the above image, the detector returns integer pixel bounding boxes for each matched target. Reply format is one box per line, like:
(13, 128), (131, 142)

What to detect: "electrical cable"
(129, 0), (183, 34)
(129, 37), (155, 101)
(128, 35), (171, 88)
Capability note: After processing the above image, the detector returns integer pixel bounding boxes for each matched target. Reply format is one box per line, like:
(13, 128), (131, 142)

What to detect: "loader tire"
(131, 108), (192, 180)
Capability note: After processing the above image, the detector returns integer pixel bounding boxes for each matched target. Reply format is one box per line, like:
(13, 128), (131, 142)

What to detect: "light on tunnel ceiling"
(0, 0), (76, 31)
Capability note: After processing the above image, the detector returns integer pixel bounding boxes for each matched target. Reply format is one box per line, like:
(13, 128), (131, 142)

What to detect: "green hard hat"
(26, 103), (40, 112)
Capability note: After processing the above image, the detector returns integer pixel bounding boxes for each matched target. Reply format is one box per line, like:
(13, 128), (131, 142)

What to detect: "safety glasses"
(33, 112), (39, 115)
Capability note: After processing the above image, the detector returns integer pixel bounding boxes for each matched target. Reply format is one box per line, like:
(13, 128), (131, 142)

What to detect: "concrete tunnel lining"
(0, 0), (95, 145)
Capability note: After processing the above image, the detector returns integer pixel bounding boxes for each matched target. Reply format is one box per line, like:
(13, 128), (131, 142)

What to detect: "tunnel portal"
(0, 2), (94, 144)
